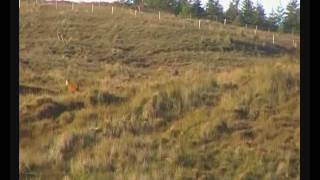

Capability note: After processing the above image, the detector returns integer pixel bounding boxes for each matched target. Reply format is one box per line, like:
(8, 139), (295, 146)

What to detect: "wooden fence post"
(273, 34), (275, 45)
(293, 39), (297, 48)
(92, 4), (94, 13)
(254, 25), (257, 35)
(292, 39), (295, 48)
(198, 20), (201, 29)
(159, 11), (161, 20)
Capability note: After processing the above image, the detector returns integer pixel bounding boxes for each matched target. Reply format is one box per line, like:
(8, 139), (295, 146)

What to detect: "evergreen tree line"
(122, 0), (300, 34)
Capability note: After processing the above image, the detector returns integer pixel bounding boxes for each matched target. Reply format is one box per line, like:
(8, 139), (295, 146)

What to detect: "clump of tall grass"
(140, 79), (220, 121)
(19, 150), (49, 176)
(70, 149), (115, 175)
(128, 79), (221, 132)
(216, 60), (299, 122)
(104, 63), (134, 78)
(200, 120), (230, 142)
(50, 130), (96, 162)
(87, 89), (125, 106)
(98, 78), (221, 137)
(267, 68), (299, 105)
(58, 111), (75, 124)
(20, 95), (85, 122)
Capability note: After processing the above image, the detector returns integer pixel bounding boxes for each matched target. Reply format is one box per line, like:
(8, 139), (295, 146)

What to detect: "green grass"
(19, 2), (300, 179)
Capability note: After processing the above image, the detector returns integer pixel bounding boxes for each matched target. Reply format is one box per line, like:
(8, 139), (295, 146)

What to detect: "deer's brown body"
(65, 80), (78, 93)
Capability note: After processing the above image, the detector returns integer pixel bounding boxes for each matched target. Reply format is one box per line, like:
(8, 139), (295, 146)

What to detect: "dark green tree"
(206, 0), (224, 21)
(267, 8), (278, 31)
(274, 3), (285, 32)
(225, 0), (240, 23)
(283, 0), (300, 33)
(144, 0), (175, 11)
(253, 1), (267, 29)
(133, 0), (143, 5)
(191, 0), (204, 17)
(240, 0), (256, 26)
(177, 0), (192, 17)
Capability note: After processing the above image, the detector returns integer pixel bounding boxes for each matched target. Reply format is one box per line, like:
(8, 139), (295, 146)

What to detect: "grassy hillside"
(19, 2), (300, 180)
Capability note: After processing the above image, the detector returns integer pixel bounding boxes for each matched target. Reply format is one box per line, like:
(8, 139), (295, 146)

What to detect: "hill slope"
(19, 2), (300, 179)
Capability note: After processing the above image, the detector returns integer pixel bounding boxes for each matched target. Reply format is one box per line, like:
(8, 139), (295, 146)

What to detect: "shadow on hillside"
(145, 39), (292, 57)
(20, 84), (59, 95)
(228, 39), (291, 56)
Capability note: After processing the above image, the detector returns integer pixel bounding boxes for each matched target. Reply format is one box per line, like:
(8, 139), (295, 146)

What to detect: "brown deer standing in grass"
(65, 80), (78, 93)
